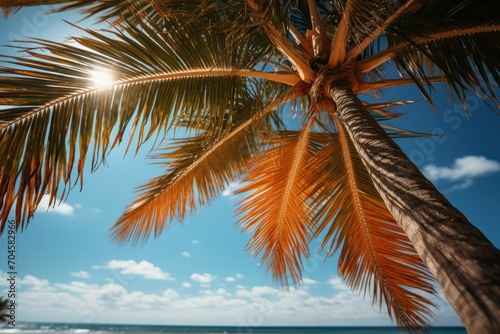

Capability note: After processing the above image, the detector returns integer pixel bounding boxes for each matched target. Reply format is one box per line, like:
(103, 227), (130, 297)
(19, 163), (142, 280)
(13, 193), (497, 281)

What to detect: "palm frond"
(306, 116), (436, 330)
(0, 15), (286, 231)
(0, 0), (63, 16)
(150, 0), (247, 30)
(330, 0), (405, 57)
(345, 0), (423, 62)
(0, 0), (156, 24)
(236, 120), (321, 286)
(363, 100), (408, 120)
(243, 0), (315, 82)
(305, 0), (328, 59)
(0, 296), (10, 323)
(111, 126), (254, 244)
(110, 84), (306, 244)
(358, 0), (500, 110)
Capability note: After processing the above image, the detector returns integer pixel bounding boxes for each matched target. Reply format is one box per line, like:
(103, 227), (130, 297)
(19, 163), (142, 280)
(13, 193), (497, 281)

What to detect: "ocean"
(0, 323), (467, 334)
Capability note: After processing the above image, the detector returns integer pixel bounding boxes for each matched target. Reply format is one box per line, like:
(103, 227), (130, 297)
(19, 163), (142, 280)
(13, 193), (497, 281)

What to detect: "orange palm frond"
(110, 116), (258, 244)
(110, 86), (307, 244)
(236, 120), (323, 286)
(306, 117), (436, 330)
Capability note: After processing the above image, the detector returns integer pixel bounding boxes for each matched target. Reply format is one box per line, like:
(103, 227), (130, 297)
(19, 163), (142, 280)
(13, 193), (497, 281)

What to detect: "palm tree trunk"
(329, 79), (500, 334)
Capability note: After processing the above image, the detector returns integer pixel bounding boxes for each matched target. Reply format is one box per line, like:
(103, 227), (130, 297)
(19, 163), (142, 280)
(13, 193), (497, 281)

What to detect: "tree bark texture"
(329, 79), (500, 334)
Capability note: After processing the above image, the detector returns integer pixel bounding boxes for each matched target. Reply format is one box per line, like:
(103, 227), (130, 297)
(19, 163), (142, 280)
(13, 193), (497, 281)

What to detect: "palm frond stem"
(288, 23), (314, 59)
(346, 0), (421, 61)
(328, 0), (351, 66)
(358, 25), (500, 73)
(246, 0), (314, 82)
(307, 0), (328, 59)
(358, 76), (446, 93)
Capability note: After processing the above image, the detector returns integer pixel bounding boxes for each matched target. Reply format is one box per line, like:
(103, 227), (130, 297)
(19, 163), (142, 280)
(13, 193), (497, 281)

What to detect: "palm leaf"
(0, 0), (63, 16)
(0, 296), (10, 323)
(111, 127), (254, 244)
(0, 15), (295, 231)
(306, 117), (436, 330)
(236, 118), (323, 286)
(0, 0), (156, 24)
(359, 0), (500, 110)
(110, 84), (306, 244)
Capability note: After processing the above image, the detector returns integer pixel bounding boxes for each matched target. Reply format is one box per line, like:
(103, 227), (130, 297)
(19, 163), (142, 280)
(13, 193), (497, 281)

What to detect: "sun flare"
(89, 68), (115, 88)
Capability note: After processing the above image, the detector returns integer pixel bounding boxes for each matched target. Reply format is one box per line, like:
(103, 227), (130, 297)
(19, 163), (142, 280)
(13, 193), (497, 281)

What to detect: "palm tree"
(0, 297), (10, 323)
(0, 0), (499, 332)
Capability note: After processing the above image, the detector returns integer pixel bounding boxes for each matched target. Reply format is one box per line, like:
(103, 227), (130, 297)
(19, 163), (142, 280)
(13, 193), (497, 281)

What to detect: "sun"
(89, 67), (115, 88)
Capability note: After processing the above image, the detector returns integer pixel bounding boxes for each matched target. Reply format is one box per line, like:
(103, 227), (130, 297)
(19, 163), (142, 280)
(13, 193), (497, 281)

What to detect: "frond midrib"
(0, 68), (300, 131)
(334, 116), (409, 320)
(276, 118), (313, 231)
(141, 119), (254, 207)
(334, 117), (378, 268)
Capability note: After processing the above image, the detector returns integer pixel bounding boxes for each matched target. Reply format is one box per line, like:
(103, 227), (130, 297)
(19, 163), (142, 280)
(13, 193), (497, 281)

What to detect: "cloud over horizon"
(7, 271), (460, 327)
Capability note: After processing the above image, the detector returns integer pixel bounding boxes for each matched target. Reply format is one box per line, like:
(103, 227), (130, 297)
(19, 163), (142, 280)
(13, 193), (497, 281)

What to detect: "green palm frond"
(0, 296), (10, 323)
(0, 0), (63, 16)
(359, 0), (500, 109)
(0, 15), (296, 231)
(0, 0), (155, 24)
(306, 118), (436, 330)
(290, 0), (339, 33)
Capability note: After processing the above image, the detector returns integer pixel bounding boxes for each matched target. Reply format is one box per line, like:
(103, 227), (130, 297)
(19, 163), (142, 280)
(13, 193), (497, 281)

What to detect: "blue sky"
(0, 5), (499, 328)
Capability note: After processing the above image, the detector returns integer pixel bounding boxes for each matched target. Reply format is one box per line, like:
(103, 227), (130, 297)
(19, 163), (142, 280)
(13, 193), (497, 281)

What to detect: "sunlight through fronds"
(0, 15), (278, 229)
(89, 67), (114, 88)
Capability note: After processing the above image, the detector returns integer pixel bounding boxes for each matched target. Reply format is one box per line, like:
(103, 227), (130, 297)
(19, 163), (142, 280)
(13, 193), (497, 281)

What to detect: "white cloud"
(450, 178), (474, 191)
(182, 251), (191, 258)
(74, 204), (82, 209)
(192, 240), (199, 245)
(20, 275), (51, 289)
(12, 273), (461, 327)
(423, 155), (500, 189)
(36, 194), (74, 216)
(327, 276), (350, 292)
(55, 281), (93, 294)
(302, 278), (318, 285)
(182, 282), (192, 288)
(226, 273), (244, 282)
(191, 273), (215, 284)
(71, 271), (90, 279)
(200, 288), (230, 297)
(98, 260), (174, 280)
(236, 286), (279, 299)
